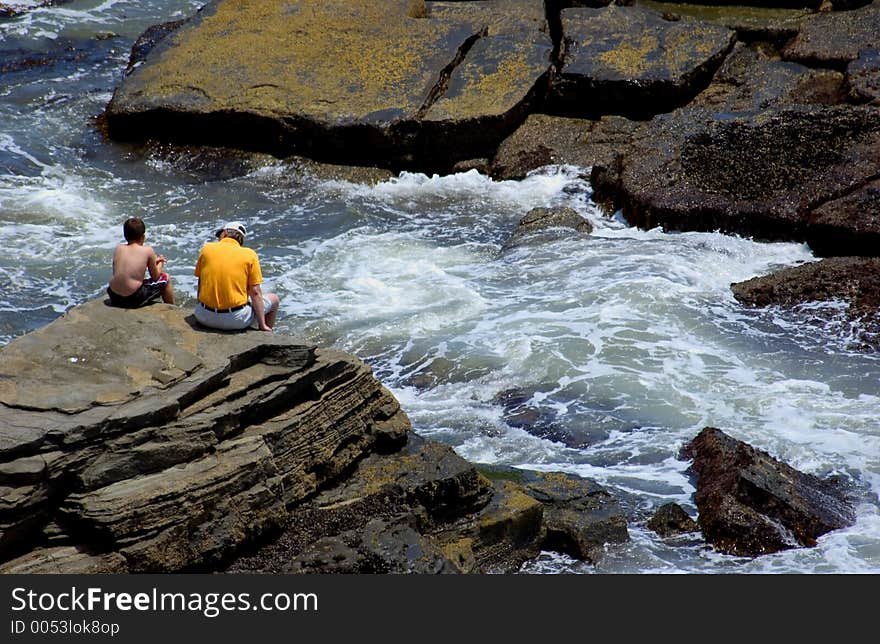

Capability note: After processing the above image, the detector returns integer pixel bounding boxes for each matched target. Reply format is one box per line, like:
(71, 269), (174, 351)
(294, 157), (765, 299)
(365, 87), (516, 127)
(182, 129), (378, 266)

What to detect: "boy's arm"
(145, 246), (161, 281)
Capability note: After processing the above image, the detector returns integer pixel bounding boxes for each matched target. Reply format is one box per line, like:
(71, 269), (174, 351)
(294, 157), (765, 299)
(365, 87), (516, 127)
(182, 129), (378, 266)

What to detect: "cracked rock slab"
(105, 0), (553, 172)
(548, 6), (735, 117)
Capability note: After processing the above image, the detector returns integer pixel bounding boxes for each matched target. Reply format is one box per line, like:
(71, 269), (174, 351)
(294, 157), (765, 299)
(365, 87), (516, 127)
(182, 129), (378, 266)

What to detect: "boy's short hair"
(123, 217), (146, 242)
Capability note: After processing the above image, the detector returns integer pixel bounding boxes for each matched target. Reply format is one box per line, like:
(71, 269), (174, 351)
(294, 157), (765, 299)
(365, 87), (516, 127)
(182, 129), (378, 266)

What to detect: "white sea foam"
(0, 0), (203, 41)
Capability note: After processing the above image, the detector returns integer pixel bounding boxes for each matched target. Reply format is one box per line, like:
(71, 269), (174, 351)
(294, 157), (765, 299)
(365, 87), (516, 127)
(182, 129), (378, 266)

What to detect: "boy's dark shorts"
(107, 274), (169, 309)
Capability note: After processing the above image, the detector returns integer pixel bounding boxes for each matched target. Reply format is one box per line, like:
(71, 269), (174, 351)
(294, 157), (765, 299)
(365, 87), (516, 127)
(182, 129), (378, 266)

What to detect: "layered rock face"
(0, 298), (409, 572)
(0, 299), (631, 573)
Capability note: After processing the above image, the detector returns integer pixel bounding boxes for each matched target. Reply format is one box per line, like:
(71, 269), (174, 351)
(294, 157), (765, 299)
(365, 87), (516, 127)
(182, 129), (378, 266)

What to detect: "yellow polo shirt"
(194, 237), (263, 309)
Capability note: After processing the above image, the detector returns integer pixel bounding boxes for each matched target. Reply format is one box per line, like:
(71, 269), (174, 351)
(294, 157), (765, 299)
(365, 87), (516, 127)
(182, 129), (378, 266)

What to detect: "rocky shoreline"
(1, 0), (876, 572)
(0, 299), (857, 573)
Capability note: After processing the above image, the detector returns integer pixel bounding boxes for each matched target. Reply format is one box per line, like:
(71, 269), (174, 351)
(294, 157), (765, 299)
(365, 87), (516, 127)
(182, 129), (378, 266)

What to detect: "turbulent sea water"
(2, 0), (879, 574)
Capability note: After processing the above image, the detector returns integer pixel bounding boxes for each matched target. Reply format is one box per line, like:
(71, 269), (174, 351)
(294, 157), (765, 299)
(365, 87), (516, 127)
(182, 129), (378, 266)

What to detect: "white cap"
(216, 221), (247, 239)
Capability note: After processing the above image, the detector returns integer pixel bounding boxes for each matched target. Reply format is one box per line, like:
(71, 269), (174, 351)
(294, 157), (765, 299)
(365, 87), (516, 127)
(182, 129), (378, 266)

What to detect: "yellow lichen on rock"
(598, 35), (659, 77)
(117, 0), (470, 120)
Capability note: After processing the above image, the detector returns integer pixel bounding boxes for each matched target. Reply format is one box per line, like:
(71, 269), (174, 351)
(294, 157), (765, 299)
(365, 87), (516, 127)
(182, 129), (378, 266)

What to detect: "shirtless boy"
(107, 217), (175, 308)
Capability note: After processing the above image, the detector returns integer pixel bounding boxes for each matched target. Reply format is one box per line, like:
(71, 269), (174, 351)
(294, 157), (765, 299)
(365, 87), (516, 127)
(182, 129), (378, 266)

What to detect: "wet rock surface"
(647, 502), (699, 537)
(228, 435), (630, 573)
(731, 257), (880, 347)
(680, 427), (856, 556)
(484, 466), (630, 563)
(502, 205), (593, 250)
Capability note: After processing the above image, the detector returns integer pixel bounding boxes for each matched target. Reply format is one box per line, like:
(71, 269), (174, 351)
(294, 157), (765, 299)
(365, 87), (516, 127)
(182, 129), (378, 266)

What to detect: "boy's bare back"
(109, 243), (159, 296)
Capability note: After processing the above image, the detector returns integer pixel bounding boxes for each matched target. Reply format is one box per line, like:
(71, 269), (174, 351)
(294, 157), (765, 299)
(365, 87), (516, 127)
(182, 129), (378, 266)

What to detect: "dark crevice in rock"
(806, 170), (880, 215)
(415, 27), (488, 120)
(780, 54), (850, 73)
(544, 0), (566, 67)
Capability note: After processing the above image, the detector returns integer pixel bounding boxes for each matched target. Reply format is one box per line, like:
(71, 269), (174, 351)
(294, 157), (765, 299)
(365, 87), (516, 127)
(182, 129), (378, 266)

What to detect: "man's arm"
(248, 283), (272, 331)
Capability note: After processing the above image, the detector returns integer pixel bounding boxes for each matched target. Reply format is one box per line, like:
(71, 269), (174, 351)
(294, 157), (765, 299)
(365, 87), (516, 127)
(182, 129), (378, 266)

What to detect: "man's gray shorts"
(194, 298), (274, 331)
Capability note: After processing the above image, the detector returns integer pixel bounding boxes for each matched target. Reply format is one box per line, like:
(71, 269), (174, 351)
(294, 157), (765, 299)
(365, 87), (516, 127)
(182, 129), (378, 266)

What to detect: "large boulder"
(0, 298), (409, 572)
(104, 0), (554, 173)
(680, 428), (855, 557)
(591, 103), (880, 253)
(546, 6), (735, 118)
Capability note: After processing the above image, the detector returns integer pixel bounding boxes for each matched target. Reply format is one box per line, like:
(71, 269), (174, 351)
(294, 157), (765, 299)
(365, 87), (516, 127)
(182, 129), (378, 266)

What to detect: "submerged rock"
(647, 502), (698, 537)
(680, 427), (855, 557)
(502, 206), (593, 250)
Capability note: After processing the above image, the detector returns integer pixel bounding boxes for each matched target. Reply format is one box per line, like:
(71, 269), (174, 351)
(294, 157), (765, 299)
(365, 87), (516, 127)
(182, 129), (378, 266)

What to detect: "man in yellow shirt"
(193, 221), (280, 332)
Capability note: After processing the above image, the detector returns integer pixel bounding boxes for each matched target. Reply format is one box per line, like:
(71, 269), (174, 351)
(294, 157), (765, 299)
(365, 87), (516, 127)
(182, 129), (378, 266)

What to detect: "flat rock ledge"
(104, 0), (553, 173)
(0, 298), (408, 573)
(680, 427), (856, 557)
(0, 299), (628, 573)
